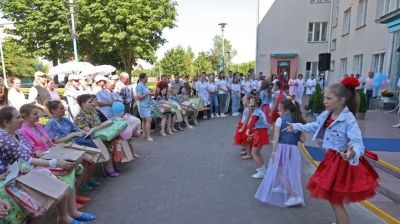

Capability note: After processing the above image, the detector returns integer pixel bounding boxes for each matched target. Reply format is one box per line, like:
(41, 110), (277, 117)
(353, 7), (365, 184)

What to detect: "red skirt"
(252, 128), (269, 147)
(234, 122), (244, 145)
(262, 104), (272, 125)
(306, 150), (379, 204)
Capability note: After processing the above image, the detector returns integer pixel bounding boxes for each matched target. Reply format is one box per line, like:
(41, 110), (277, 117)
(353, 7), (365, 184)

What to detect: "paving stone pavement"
(84, 117), (385, 224)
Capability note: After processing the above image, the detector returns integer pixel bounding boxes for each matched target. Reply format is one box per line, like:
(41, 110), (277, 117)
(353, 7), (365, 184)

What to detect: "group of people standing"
(233, 75), (379, 224)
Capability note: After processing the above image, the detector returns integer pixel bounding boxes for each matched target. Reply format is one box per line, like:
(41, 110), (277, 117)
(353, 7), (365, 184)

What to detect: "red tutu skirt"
(252, 128), (269, 147)
(234, 122), (244, 145)
(262, 104), (272, 125)
(306, 150), (379, 204)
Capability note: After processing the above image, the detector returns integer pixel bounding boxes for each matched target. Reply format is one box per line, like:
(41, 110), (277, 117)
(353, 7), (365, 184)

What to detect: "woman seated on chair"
(169, 88), (192, 130)
(0, 106), (96, 224)
(155, 88), (177, 136)
(177, 86), (197, 128)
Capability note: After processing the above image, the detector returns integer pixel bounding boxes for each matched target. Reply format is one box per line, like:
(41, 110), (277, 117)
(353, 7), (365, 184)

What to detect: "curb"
(298, 143), (400, 224)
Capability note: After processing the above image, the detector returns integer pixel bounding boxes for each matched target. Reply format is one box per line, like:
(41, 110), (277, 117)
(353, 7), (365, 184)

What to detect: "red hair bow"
(341, 77), (359, 88)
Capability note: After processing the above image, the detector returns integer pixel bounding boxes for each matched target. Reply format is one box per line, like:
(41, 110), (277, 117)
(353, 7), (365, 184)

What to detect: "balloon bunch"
(373, 73), (390, 90)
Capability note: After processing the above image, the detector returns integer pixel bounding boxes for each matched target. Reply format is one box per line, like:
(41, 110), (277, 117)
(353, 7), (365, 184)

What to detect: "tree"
(308, 84), (325, 114)
(231, 61), (256, 74)
(0, 0), (73, 65)
(193, 52), (212, 75)
(0, 39), (43, 78)
(78, 0), (177, 73)
(160, 46), (193, 77)
(209, 35), (237, 72)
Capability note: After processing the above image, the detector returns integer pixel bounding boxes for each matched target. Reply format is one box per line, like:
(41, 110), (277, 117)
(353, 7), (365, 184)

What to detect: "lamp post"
(0, 25), (7, 87)
(69, 0), (78, 62)
(227, 51), (231, 71)
(218, 22), (227, 72)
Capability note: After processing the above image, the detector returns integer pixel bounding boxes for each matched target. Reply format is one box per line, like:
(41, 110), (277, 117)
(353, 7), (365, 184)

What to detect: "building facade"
(257, 0), (399, 88)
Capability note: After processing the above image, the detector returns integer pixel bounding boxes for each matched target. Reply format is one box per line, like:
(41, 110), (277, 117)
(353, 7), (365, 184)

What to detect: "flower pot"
(382, 97), (390, 103)
(357, 112), (365, 120)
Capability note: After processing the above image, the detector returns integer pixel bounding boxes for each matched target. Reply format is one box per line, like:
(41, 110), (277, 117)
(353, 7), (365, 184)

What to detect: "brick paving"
(84, 116), (384, 224)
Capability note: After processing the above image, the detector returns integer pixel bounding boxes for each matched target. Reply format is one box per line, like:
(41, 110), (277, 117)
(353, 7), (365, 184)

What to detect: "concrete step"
(375, 168), (400, 204)
(368, 192), (400, 221)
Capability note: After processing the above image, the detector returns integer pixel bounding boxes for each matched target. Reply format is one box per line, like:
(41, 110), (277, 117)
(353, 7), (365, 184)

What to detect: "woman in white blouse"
(295, 74), (305, 104)
(7, 77), (27, 111)
(306, 74), (316, 96)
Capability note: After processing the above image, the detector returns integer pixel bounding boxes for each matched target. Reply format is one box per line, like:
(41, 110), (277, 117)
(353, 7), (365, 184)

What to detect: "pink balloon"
(119, 127), (132, 140)
(380, 79), (390, 90)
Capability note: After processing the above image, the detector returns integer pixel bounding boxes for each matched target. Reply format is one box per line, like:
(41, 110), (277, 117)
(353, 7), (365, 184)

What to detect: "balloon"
(381, 79), (390, 90)
(373, 82), (380, 89)
(119, 127), (132, 140)
(112, 102), (125, 116)
(122, 114), (140, 130)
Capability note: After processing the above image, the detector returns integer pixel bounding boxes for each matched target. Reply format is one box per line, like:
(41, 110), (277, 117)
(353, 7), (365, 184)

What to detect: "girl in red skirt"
(246, 97), (270, 179)
(259, 80), (273, 125)
(285, 77), (379, 224)
(234, 96), (254, 159)
(269, 80), (287, 123)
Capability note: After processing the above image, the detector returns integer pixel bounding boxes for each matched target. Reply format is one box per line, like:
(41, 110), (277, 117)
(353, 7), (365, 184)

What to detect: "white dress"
(306, 79), (316, 95)
(196, 81), (209, 106)
(296, 79), (305, 104)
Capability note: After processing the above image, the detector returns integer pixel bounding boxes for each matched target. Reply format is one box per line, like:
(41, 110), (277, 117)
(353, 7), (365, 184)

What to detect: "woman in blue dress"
(135, 73), (154, 141)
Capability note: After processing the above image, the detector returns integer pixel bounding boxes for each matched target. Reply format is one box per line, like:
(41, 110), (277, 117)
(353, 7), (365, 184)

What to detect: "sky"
(150, 0), (275, 67)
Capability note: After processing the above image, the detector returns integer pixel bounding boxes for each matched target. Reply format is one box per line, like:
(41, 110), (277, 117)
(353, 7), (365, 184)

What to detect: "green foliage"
(209, 35), (237, 72)
(193, 52), (212, 75)
(0, 0), (73, 64)
(159, 46), (193, 77)
(78, 0), (177, 73)
(359, 89), (368, 113)
(231, 61), (256, 74)
(308, 84), (325, 113)
(0, 39), (43, 78)
(131, 69), (159, 78)
(0, 0), (177, 72)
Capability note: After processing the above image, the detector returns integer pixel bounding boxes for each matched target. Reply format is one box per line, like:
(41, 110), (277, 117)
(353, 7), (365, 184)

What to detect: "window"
(377, 0), (390, 18)
(340, 58), (348, 78)
(371, 53), (385, 74)
(310, 0), (331, 3)
(308, 22), (328, 42)
(332, 0), (340, 28)
(353, 55), (363, 75)
(343, 8), (351, 35)
(330, 61), (335, 71)
(331, 39), (337, 51)
(305, 61), (319, 78)
(357, 0), (368, 28)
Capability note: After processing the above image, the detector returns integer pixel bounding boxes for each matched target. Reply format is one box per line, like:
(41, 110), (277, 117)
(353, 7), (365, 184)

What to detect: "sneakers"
(251, 172), (265, 179)
(211, 114), (215, 118)
(284, 196), (303, 207)
(215, 114), (220, 118)
(255, 166), (265, 173)
(392, 123), (400, 128)
(232, 112), (240, 116)
(272, 186), (288, 194)
(220, 113), (226, 117)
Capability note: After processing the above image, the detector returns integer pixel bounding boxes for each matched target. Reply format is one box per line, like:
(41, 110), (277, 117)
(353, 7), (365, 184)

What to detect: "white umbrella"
(81, 65), (116, 77)
(49, 61), (95, 77)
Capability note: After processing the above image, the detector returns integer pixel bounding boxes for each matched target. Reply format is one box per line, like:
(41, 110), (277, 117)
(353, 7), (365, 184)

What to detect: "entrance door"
(277, 61), (290, 80)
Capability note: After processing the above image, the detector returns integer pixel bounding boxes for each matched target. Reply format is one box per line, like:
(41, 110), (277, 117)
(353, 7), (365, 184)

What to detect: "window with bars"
(308, 22), (328, 42)
(356, 0), (368, 28)
(353, 55), (363, 75)
(343, 8), (351, 35)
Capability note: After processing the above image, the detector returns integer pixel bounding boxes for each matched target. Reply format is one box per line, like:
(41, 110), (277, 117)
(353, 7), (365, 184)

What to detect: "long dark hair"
(0, 106), (17, 128)
(280, 99), (306, 124)
(259, 80), (272, 99)
(327, 83), (359, 115)
(46, 100), (62, 115)
(137, 73), (147, 84)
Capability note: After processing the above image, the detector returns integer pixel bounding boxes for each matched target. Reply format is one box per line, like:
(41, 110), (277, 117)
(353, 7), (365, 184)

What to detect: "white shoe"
(272, 186), (288, 194)
(216, 114), (220, 118)
(251, 171), (265, 179)
(284, 196), (303, 207)
(392, 123), (400, 128)
(211, 114), (215, 118)
(220, 113), (226, 117)
(255, 166), (265, 173)
(232, 112), (239, 116)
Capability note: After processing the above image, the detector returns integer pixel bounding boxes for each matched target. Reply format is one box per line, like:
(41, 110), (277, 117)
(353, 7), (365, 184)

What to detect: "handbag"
(5, 184), (46, 218)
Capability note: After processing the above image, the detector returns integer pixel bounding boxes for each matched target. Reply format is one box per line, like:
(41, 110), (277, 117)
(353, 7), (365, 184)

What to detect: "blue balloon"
(112, 102), (125, 116)
(373, 82), (380, 89)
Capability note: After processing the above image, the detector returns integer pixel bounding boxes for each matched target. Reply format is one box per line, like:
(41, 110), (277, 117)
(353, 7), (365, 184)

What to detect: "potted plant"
(308, 84), (325, 117)
(381, 89), (394, 103)
(357, 88), (368, 120)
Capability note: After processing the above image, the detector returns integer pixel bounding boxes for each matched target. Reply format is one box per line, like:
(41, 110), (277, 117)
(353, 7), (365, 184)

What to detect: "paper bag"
(120, 140), (134, 163)
(16, 170), (69, 210)
(93, 138), (111, 162)
(41, 146), (85, 162)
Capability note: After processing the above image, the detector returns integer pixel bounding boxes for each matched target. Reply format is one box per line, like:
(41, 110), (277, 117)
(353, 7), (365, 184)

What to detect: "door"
(277, 61), (290, 89)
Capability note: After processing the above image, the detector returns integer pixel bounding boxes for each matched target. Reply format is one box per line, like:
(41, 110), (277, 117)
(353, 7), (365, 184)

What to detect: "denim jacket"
(251, 108), (268, 129)
(292, 107), (364, 165)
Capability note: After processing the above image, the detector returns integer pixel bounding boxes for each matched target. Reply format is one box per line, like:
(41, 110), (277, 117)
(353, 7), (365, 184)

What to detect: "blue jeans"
(210, 92), (219, 115)
(231, 92), (240, 114)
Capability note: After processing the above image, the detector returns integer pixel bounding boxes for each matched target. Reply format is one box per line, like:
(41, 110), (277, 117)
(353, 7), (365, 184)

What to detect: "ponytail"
(328, 82), (360, 116)
(280, 99), (306, 124)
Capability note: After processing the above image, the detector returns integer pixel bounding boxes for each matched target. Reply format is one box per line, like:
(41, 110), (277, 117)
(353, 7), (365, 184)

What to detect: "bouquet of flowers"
(381, 89), (394, 97)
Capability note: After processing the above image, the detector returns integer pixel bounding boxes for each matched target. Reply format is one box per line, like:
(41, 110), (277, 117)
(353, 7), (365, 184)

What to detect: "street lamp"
(218, 22), (227, 72)
(69, 0), (78, 62)
(227, 51), (231, 71)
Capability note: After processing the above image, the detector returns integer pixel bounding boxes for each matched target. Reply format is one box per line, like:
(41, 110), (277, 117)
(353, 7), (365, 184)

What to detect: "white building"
(256, 0), (400, 88)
